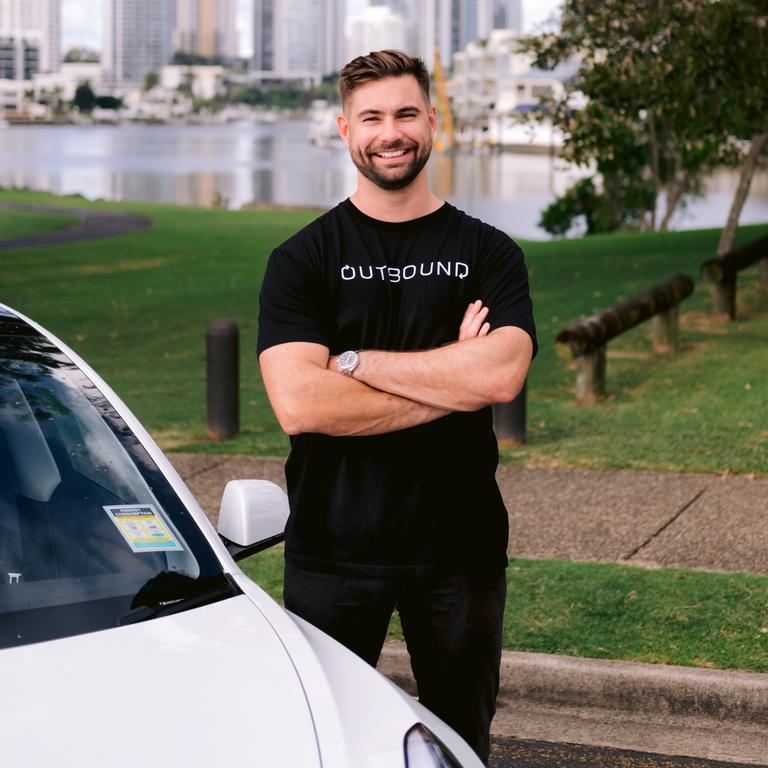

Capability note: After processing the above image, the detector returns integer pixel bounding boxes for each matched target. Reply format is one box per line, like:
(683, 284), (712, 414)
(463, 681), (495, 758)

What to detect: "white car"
(0, 303), (482, 768)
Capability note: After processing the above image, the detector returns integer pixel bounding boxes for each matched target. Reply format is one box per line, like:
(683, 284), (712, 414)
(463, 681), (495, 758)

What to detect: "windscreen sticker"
(103, 504), (184, 553)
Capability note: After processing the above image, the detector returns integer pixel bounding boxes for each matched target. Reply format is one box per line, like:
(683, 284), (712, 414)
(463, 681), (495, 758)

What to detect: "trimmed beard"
(349, 138), (433, 191)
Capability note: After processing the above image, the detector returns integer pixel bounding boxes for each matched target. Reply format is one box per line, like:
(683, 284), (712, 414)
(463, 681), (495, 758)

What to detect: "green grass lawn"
(4, 189), (767, 671)
(1, 188), (766, 475)
(241, 545), (768, 673)
(0, 207), (79, 240)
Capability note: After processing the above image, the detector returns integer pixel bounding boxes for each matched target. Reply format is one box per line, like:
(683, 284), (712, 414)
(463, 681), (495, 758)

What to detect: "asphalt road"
(489, 738), (765, 768)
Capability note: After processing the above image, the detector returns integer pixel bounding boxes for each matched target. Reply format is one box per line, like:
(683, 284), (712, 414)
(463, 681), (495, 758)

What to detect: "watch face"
(338, 350), (358, 372)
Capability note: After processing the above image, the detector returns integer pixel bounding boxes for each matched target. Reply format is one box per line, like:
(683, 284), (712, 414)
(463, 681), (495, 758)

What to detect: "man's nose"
(378, 117), (403, 143)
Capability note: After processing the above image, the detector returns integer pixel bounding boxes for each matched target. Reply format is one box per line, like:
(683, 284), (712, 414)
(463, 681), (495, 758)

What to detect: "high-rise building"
(367, 0), (418, 54)
(253, 0), (345, 82)
(493, 0), (522, 32)
(0, 0), (60, 78)
(416, 0), (522, 72)
(347, 5), (408, 63)
(174, 0), (238, 61)
(102, 0), (173, 86)
(320, 0), (346, 77)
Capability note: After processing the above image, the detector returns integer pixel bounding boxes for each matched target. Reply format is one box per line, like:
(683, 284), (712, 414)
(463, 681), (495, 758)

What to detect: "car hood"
(0, 595), (321, 768)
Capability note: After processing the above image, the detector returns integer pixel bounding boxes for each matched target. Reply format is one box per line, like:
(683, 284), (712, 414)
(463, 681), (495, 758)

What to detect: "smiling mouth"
(373, 148), (411, 159)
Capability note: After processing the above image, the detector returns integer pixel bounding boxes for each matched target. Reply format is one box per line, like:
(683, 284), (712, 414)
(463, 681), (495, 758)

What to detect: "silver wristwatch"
(337, 350), (360, 376)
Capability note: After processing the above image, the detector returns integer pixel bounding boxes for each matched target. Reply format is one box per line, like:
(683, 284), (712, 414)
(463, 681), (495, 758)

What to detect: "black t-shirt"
(258, 199), (537, 576)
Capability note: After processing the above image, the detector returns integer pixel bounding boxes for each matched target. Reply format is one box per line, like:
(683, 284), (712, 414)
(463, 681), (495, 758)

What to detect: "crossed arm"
(259, 301), (533, 437)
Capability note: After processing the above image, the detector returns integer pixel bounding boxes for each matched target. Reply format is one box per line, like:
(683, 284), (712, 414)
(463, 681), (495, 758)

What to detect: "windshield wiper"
(117, 572), (241, 626)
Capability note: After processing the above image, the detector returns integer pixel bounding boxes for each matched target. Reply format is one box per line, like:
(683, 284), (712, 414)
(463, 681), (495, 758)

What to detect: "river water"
(1, 119), (767, 240)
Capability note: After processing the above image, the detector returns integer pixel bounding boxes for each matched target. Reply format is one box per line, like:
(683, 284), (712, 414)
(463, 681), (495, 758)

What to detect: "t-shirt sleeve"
(475, 231), (538, 359)
(257, 245), (331, 356)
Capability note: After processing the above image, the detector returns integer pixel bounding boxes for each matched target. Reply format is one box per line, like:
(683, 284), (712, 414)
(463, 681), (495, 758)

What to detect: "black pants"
(284, 562), (506, 764)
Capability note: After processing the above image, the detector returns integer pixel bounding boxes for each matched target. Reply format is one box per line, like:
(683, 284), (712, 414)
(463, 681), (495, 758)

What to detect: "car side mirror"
(217, 480), (289, 561)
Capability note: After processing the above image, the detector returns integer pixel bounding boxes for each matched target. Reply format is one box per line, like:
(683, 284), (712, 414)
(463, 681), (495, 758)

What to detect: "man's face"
(338, 75), (436, 191)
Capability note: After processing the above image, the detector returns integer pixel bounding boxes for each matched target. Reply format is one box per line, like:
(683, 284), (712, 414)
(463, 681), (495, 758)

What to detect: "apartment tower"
(174, 0), (238, 61)
(102, 0), (173, 85)
(417, 0), (522, 70)
(0, 0), (60, 79)
(253, 0), (345, 82)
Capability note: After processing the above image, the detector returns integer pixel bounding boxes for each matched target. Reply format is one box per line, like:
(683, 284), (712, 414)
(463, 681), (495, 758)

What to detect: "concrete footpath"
(169, 454), (768, 765)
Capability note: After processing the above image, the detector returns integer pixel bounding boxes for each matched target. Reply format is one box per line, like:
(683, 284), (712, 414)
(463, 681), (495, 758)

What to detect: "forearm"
(289, 373), (449, 436)
(260, 344), (449, 437)
(350, 328), (533, 411)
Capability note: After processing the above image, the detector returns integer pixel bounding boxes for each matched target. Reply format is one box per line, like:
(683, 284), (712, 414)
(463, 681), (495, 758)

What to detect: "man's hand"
(458, 300), (491, 341)
(328, 299), (491, 372)
(329, 293), (533, 411)
(263, 297), (531, 435)
(260, 342), (450, 437)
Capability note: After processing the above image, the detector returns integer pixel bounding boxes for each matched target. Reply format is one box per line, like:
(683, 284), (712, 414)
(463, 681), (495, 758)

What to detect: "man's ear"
(428, 104), (437, 136)
(337, 113), (350, 146)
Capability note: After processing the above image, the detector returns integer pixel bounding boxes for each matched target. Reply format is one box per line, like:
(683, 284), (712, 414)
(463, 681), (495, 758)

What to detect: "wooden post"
(712, 280), (736, 319)
(575, 347), (606, 403)
(651, 304), (679, 354)
(493, 380), (527, 445)
(207, 317), (239, 440)
(701, 234), (768, 317)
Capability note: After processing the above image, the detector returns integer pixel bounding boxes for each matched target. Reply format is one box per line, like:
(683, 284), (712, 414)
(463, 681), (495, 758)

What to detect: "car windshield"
(0, 314), (232, 649)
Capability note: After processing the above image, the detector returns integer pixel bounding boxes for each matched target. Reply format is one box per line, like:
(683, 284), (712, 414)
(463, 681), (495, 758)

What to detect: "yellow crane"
(432, 47), (455, 151)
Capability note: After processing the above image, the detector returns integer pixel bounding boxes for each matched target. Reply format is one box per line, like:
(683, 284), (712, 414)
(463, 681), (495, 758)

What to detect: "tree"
(63, 46), (99, 63)
(50, 85), (65, 115)
(705, 2), (768, 256)
(229, 77), (340, 110)
(96, 95), (123, 110)
(172, 50), (228, 66)
(144, 70), (160, 92)
(539, 176), (654, 237)
(73, 81), (97, 113)
(521, 1), (737, 236)
(176, 71), (195, 99)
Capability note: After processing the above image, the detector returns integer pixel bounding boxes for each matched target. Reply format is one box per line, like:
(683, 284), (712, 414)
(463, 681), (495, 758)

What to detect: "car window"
(0, 324), (234, 648)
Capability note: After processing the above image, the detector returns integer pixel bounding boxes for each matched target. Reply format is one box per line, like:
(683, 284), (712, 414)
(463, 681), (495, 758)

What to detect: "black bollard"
(207, 317), (239, 440)
(492, 380), (526, 445)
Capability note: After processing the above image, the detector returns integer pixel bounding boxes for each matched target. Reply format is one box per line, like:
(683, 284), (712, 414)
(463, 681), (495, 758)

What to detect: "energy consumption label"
(103, 504), (184, 553)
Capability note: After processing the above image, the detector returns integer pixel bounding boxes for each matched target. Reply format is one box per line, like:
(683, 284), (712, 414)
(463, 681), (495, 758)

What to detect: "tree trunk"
(647, 112), (660, 231)
(660, 168), (689, 231)
(717, 131), (768, 257)
(604, 172), (623, 231)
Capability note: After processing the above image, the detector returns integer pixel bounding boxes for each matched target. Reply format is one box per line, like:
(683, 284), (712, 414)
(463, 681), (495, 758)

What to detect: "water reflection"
(1, 120), (766, 239)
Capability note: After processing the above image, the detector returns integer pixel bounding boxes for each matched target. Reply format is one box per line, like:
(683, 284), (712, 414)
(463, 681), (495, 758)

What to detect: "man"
(257, 50), (536, 764)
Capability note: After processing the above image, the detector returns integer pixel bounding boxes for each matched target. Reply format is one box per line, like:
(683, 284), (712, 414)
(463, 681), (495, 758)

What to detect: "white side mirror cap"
(217, 479), (289, 547)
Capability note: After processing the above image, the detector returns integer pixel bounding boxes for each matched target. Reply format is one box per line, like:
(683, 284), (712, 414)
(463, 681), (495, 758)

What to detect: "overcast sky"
(62, 0), (562, 54)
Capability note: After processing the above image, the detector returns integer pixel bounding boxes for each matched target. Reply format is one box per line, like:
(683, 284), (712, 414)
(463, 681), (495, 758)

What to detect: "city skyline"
(62, 0), (560, 56)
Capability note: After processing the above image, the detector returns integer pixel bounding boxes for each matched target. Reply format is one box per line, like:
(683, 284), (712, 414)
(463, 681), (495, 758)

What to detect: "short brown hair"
(339, 49), (430, 107)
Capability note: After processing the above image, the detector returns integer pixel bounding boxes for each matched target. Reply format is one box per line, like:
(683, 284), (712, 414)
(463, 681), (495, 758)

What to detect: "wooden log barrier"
(701, 233), (768, 319)
(556, 274), (694, 402)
